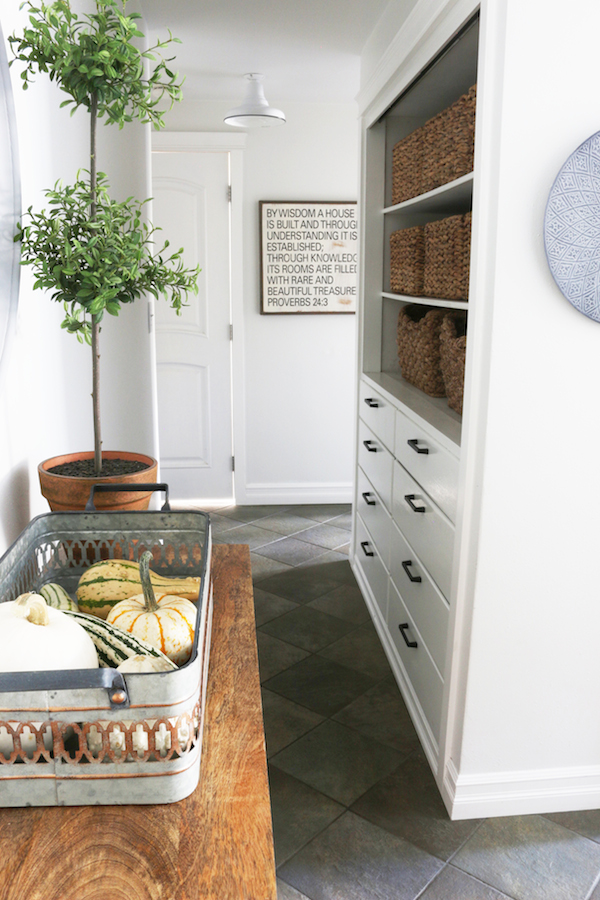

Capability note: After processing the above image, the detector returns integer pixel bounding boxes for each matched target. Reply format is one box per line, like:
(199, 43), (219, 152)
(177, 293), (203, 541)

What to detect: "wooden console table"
(0, 544), (277, 900)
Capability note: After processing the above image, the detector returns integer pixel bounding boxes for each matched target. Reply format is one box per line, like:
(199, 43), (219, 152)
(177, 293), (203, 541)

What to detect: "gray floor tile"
(264, 654), (376, 717)
(218, 522), (281, 550)
(296, 522), (353, 551)
(327, 511), (352, 531)
(318, 621), (392, 680)
(334, 542), (350, 556)
(250, 552), (295, 582)
(296, 554), (356, 583)
(218, 504), (289, 522)
(256, 570), (343, 604)
(256, 632), (310, 682)
(308, 583), (371, 624)
(207, 511), (246, 534)
(271, 719), (405, 807)
(256, 512), (322, 536)
(268, 765), (344, 867)
(452, 814), (600, 900)
(333, 676), (421, 753)
(254, 537), (330, 566)
(291, 504), (352, 523)
(351, 751), (482, 861)
(588, 875), (600, 899)
(259, 605), (356, 653)
(277, 879), (311, 900)
(278, 810), (443, 900)
(419, 865), (514, 899)
(253, 587), (299, 627)
(544, 808), (600, 843)
(262, 689), (324, 758)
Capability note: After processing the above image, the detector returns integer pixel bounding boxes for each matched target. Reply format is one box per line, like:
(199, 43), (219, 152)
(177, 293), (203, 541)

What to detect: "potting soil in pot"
(48, 458), (150, 477)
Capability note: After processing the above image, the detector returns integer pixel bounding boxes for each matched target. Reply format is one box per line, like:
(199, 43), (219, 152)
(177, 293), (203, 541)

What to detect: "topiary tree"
(10, 0), (198, 475)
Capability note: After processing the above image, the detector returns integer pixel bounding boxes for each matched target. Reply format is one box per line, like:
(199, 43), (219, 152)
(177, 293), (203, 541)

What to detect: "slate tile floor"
(210, 503), (600, 900)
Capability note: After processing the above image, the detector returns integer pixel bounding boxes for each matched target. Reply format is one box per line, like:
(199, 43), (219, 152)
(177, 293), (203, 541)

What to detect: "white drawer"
(354, 515), (389, 619)
(387, 581), (443, 742)
(389, 521), (449, 673)
(392, 460), (454, 599)
(394, 410), (459, 523)
(359, 381), (395, 452)
(358, 420), (393, 511)
(357, 467), (392, 568)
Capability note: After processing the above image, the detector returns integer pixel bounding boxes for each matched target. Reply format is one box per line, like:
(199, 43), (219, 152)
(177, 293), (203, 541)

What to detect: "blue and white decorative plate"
(544, 131), (600, 322)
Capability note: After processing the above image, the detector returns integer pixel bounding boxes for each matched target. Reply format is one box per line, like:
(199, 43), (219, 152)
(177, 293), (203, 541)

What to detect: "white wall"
(360, 0), (421, 90)
(0, 1), (156, 553)
(164, 99), (359, 504)
(454, 0), (600, 792)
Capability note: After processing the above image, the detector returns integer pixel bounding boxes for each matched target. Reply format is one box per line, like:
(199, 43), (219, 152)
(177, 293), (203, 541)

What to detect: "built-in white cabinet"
(352, 8), (477, 787)
(353, 0), (600, 823)
(352, 0), (600, 826)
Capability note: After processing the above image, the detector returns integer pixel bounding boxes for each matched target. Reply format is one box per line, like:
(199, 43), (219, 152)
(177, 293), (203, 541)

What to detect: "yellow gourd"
(106, 552), (197, 666)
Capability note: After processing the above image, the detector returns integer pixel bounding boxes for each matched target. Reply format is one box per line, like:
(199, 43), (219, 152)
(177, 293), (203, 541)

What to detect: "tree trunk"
(90, 92), (102, 476)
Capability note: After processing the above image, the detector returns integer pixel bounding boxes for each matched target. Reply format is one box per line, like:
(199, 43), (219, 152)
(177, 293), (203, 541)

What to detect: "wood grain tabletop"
(0, 543), (277, 900)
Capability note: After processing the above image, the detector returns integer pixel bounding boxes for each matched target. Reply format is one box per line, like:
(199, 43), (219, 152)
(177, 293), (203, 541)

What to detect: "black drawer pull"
(362, 492), (376, 506)
(399, 623), (418, 648)
(404, 494), (426, 513)
(402, 560), (422, 583)
(360, 541), (374, 557)
(364, 397), (379, 408)
(407, 439), (429, 455)
(363, 440), (378, 452)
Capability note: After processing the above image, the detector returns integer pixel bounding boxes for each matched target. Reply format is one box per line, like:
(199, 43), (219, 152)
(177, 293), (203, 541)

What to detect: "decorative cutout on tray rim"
(9, 536), (204, 602)
(0, 700), (201, 765)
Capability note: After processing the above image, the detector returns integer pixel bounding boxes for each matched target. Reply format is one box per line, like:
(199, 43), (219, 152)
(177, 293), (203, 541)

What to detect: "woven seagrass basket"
(423, 212), (472, 300)
(421, 84), (476, 195)
(392, 127), (424, 205)
(396, 304), (447, 396)
(390, 225), (425, 296)
(440, 311), (467, 414)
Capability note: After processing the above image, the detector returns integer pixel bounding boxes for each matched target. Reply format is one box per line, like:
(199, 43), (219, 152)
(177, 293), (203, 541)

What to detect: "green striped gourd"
(76, 558), (201, 619)
(63, 609), (177, 669)
(39, 582), (79, 612)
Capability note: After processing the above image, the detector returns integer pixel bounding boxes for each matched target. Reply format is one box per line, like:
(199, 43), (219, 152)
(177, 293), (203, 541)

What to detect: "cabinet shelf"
(363, 371), (461, 450)
(383, 172), (473, 218)
(382, 292), (468, 310)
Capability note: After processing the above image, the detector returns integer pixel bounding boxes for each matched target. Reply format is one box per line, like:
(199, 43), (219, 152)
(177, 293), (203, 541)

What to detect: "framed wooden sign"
(260, 201), (357, 314)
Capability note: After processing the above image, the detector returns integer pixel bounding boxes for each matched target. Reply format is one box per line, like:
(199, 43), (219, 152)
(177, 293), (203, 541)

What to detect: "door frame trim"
(152, 131), (246, 504)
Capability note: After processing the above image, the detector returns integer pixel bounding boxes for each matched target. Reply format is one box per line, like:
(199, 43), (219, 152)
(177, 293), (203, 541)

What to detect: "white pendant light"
(224, 74), (285, 128)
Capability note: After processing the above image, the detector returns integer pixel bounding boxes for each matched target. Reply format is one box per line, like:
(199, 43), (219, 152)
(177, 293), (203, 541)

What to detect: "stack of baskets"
(396, 304), (467, 414)
(392, 84), (476, 205)
(390, 212), (471, 300)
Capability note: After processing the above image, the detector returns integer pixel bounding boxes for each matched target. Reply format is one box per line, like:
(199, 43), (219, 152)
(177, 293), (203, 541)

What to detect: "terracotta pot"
(38, 451), (158, 512)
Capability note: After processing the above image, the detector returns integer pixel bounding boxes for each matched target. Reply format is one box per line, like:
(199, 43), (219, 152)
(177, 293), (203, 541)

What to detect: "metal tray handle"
(85, 482), (171, 512)
(0, 668), (130, 708)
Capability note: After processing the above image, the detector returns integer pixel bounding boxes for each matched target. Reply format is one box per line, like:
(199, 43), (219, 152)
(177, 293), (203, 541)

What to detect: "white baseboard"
(236, 482), (353, 505)
(444, 758), (600, 819)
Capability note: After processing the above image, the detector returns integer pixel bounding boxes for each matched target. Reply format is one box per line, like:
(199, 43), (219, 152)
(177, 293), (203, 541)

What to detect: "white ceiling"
(140, 0), (391, 105)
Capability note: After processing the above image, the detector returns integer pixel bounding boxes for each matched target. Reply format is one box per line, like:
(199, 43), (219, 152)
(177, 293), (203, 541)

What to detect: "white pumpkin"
(106, 552), (197, 666)
(0, 593), (99, 672)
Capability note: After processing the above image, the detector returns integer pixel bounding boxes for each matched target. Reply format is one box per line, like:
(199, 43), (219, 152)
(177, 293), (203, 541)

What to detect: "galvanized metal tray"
(0, 487), (211, 807)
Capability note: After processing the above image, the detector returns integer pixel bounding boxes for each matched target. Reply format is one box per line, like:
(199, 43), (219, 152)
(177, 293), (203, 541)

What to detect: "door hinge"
(227, 185), (232, 203)
(229, 323), (233, 340)
(231, 455), (235, 472)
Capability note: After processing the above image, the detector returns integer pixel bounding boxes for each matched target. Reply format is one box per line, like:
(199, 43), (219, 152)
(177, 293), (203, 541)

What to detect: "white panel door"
(152, 151), (233, 502)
